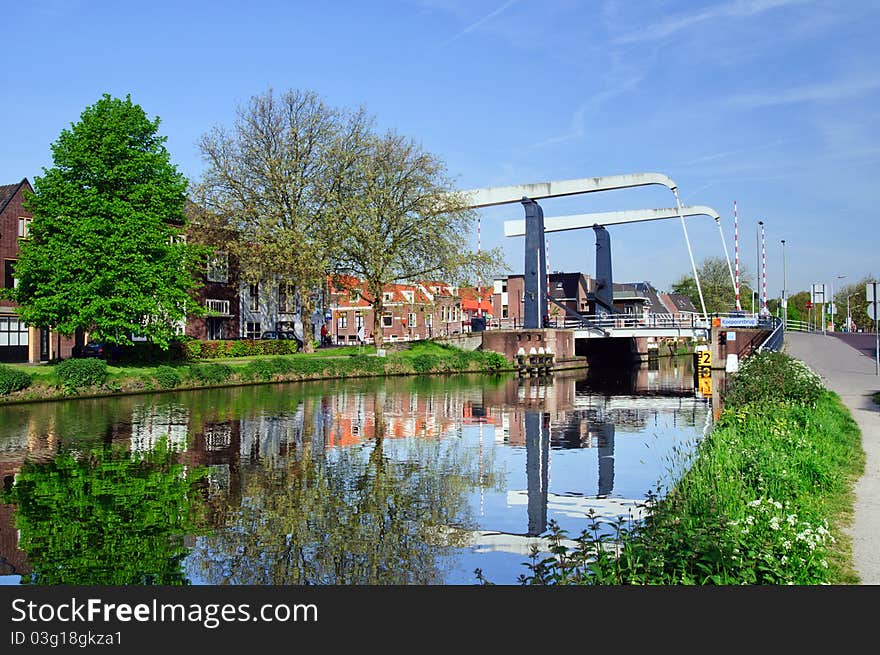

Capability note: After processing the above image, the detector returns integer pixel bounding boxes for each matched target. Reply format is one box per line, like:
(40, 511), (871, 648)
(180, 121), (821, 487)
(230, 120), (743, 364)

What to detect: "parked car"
(76, 341), (127, 362)
(80, 342), (107, 358)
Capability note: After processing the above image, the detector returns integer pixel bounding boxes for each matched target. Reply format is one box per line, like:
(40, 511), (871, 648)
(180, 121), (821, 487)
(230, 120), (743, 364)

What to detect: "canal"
(0, 355), (710, 585)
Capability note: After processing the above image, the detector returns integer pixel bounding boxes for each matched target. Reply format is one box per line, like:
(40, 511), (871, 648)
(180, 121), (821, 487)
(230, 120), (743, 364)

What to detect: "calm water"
(0, 356), (710, 585)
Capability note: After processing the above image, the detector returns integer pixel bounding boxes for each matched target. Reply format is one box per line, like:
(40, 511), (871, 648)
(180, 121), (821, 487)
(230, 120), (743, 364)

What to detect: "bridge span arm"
(503, 205), (721, 237)
(459, 172), (677, 209)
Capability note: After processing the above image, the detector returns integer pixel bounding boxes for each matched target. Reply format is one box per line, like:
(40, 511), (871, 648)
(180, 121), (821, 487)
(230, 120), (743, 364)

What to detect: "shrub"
(411, 353), (440, 373)
(55, 358), (107, 391)
(183, 339), (301, 360)
(184, 339), (202, 360)
(243, 357), (295, 382)
(188, 363), (233, 385)
(724, 351), (823, 408)
(478, 351), (508, 371)
(154, 365), (181, 389)
(0, 365), (32, 396)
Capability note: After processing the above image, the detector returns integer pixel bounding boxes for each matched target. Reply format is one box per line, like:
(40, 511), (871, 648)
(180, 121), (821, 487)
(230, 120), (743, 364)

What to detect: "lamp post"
(754, 221), (763, 315)
(830, 274), (846, 332)
(781, 239), (787, 328)
(846, 293), (855, 332)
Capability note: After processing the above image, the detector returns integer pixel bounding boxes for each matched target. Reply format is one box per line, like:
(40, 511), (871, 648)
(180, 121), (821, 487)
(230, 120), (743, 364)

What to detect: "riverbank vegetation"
(503, 351), (864, 585)
(0, 341), (510, 404)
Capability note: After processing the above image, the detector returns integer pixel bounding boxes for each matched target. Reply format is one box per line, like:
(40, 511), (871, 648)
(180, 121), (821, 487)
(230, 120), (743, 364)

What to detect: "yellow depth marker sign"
(696, 350), (712, 368)
(698, 376), (712, 395)
(695, 349), (712, 396)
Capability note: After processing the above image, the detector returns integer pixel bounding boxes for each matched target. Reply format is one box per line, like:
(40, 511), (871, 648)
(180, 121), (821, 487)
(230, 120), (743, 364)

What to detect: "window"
(383, 292), (394, 303)
(502, 305), (509, 319)
(245, 321), (261, 339)
(17, 217), (32, 238)
(355, 313), (364, 329)
(4, 260), (17, 290)
(408, 313), (416, 327)
(337, 312), (348, 329)
(170, 233), (187, 245)
(207, 251), (229, 283)
(249, 283), (259, 312)
(278, 283), (295, 314)
(206, 299), (230, 315)
(0, 317), (28, 347)
(425, 314), (432, 328)
(501, 279), (507, 293)
(381, 314), (393, 328)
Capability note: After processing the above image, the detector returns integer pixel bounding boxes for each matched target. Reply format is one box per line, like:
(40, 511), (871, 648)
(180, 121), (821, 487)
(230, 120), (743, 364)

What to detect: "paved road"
(785, 331), (880, 584)
(833, 331), (879, 363)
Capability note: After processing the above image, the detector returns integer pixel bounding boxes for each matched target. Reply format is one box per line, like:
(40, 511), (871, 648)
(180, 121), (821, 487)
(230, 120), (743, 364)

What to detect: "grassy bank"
(505, 351), (865, 585)
(0, 340), (511, 404)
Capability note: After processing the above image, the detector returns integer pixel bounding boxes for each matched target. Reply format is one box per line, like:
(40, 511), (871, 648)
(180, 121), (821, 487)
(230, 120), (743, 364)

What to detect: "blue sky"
(2, 0), (878, 300)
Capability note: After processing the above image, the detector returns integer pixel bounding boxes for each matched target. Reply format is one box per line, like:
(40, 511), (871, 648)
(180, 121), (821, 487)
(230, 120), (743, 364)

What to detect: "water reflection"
(0, 356), (708, 585)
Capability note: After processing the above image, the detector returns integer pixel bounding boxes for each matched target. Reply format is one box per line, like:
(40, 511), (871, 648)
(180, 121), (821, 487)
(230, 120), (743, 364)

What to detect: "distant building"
(328, 276), (464, 345)
(493, 272), (593, 326)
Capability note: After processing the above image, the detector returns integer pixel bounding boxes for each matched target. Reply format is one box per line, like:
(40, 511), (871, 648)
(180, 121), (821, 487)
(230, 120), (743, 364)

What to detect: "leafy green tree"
(834, 276), (878, 331)
(8, 94), (204, 348)
(329, 131), (506, 348)
(781, 289), (810, 323)
(672, 256), (753, 315)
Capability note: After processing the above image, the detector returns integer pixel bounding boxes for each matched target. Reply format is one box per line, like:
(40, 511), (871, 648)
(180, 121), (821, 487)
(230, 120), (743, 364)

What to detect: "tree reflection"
(1, 438), (206, 585)
(189, 391), (495, 585)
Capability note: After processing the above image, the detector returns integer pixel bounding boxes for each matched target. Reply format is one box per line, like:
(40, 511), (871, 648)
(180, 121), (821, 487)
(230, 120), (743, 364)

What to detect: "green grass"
(0, 339), (512, 402)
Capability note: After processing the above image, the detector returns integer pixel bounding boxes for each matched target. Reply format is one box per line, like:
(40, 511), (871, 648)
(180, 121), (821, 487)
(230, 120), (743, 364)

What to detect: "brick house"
(0, 178), (77, 363)
(492, 272), (593, 326)
(328, 276), (464, 345)
(182, 202), (241, 341)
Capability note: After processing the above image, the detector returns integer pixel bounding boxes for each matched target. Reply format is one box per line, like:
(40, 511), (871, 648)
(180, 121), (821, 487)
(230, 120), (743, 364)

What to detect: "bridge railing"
(784, 319), (818, 333)
(757, 316), (785, 352)
(552, 313), (710, 331)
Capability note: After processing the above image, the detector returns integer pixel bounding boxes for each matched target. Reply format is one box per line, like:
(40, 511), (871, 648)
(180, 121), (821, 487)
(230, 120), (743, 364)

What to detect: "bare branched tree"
(329, 131), (506, 348)
(194, 88), (372, 351)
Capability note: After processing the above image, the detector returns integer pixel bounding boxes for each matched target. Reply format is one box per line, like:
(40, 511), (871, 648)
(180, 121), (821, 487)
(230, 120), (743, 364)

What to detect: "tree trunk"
(300, 292), (316, 353)
(372, 297), (384, 349)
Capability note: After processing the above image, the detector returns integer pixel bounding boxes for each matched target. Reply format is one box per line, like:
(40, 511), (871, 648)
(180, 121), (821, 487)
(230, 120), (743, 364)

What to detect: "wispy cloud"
(613, 0), (812, 45)
(528, 75), (644, 149)
(679, 138), (791, 167)
(728, 76), (880, 109)
(440, 0), (520, 46)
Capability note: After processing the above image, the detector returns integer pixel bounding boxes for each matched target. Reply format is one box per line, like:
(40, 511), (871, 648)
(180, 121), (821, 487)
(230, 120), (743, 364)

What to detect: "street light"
(781, 239), (787, 327)
(830, 274), (846, 332)
(754, 220), (764, 315)
(845, 294), (853, 332)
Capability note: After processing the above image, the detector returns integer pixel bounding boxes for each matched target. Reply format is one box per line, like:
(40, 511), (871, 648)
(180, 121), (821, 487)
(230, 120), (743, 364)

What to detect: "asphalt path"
(785, 331), (880, 584)
(832, 331), (880, 364)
